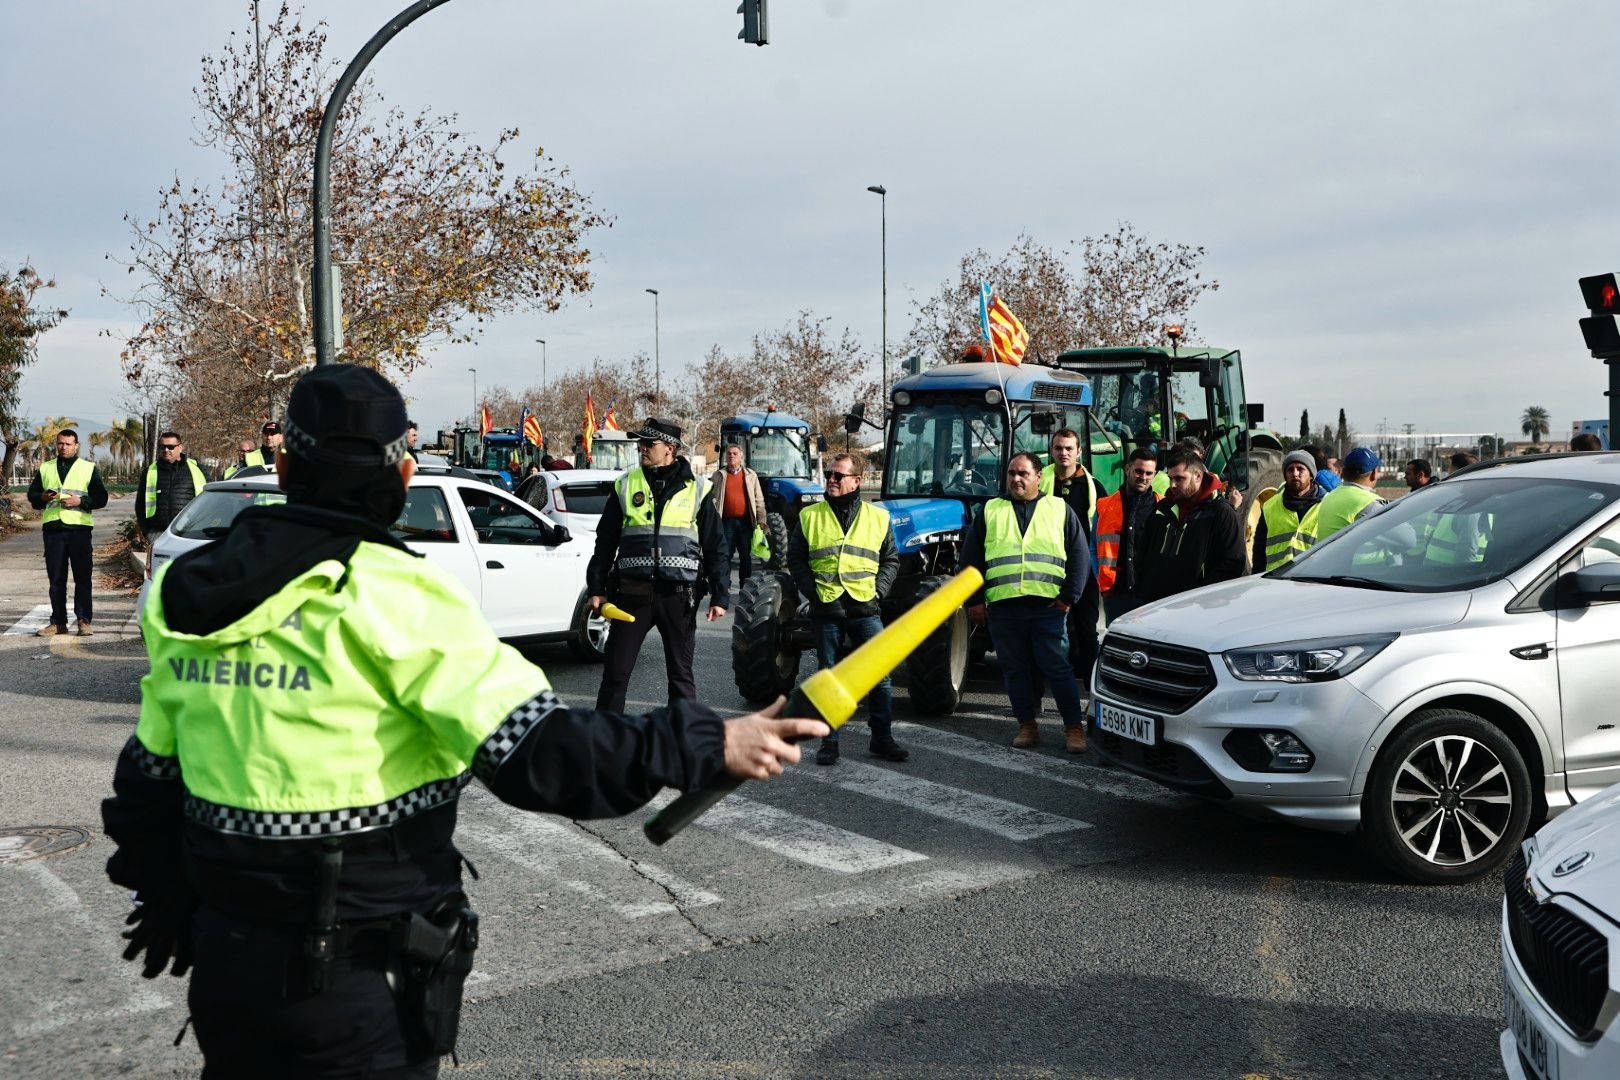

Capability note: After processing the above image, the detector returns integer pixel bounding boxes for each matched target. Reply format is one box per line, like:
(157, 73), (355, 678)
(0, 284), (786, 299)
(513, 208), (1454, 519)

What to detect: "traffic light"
(737, 0), (767, 45)
(1579, 273), (1620, 360)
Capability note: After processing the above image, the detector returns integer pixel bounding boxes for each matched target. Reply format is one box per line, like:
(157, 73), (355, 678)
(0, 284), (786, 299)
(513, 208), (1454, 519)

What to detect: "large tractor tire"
(1242, 447), (1285, 501)
(766, 511), (791, 573)
(904, 574), (971, 716)
(732, 571), (802, 704)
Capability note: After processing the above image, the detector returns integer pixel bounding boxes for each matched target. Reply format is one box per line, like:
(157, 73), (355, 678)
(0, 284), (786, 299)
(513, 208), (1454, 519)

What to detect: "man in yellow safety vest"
(26, 428), (109, 636)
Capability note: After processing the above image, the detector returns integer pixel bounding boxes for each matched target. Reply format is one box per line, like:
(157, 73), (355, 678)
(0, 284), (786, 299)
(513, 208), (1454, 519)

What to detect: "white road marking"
(790, 862), (1036, 914)
(3, 861), (169, 1038)
(457, 789), (720, 919)
(686, 793), (929, 875)
(3, 604), (55, 636)
(892, 722), (1184, 806)
(120, 610), (142, 638)
(794, 759), (1092, 841)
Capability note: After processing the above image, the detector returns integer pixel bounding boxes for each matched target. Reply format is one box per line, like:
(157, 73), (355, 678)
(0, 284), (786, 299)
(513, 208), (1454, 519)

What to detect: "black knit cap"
(282, 363), (409, 467)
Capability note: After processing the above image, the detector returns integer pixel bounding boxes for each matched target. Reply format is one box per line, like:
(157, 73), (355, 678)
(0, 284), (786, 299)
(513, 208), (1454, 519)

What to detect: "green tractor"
(1061, 344), (1283, 500)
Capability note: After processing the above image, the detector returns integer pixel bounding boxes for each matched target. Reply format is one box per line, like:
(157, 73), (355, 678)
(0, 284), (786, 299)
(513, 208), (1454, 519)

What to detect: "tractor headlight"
(798, 493), (822, 505)
(1223, 634), (1395, 683)
(893, 390), (912, 407)
(985, 389), (1003, 405)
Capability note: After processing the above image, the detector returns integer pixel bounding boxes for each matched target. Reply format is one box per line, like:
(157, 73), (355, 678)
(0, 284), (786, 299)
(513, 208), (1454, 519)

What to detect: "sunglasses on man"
(823, 471), (856, 482)
(160, 443), (181, 451)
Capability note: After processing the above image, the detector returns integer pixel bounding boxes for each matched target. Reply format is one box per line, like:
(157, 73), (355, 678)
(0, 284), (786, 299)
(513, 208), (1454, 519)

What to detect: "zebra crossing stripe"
(693, 794), (928, 874)
(3, 605), (54, 636)
(457, 789), (721, 919)
(794, 759), (1092, 841)
(891, 722), (1183, 806)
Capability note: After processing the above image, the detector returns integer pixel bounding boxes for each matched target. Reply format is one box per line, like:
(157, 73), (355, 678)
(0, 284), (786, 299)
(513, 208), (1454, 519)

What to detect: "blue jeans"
(814, 613), (892, 741)
(987, 603), (1086, 727)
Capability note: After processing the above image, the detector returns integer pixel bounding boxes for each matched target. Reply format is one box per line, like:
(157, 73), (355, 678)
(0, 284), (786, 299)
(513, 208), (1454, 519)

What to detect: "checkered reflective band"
(185, 773), (471, 838)
(282, 417), (408, 466)
(125, 735), (182, 781)
(473, 690), (564, 784)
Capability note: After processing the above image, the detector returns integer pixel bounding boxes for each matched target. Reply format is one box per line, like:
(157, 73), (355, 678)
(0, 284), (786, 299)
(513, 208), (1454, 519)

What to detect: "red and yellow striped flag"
(985, 293), (1029, 367)
(522, 410), (543, 447)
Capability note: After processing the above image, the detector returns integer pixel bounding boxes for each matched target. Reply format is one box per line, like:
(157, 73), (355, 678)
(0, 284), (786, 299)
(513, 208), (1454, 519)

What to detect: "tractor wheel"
(904, 574), (971, 716)
(1242, 447), (1285, 501)
(732, 571), (802, 705)
(766, 511), (791, 572)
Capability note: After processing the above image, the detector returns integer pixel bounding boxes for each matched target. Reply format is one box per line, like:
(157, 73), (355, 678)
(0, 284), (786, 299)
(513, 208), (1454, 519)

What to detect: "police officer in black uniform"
(588, 417), (730, 714)
(102, 366), (824, 1078)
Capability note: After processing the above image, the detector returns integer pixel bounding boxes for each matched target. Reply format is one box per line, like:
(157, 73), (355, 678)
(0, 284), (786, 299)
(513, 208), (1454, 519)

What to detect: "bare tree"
(114, 2), (606, 462)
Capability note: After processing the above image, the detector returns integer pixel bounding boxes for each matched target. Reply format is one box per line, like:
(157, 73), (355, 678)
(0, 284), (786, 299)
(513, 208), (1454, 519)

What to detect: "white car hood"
(1530, 782), (1620, 916)
(1106, 576), (1471, 651)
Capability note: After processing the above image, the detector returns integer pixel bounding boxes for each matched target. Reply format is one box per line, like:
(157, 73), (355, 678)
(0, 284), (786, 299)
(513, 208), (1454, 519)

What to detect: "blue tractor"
(718, 409), (825, 570)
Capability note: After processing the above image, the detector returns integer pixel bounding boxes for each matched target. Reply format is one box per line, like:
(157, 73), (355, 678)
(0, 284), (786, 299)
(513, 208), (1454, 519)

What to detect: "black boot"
(868, 734), (909, 762)
(816, 738), (840, 765)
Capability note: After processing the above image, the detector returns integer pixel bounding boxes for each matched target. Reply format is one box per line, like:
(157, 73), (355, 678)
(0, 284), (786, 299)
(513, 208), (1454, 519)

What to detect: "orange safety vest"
(1094, 489), (1161, 594)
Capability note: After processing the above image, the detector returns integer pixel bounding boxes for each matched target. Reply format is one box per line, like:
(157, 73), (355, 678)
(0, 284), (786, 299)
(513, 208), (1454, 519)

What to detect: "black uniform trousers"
(43, 525), (94, 627)
(594, 586), (699, 714)
(188, 906), (437, 1079)
(1067, 573), (1103, 694)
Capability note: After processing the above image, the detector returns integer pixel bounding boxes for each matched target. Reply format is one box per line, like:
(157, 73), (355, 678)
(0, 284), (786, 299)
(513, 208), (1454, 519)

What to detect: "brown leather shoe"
(76, 620), (93, 637)
(1011, 721), (1040, 749)
(35, 623), (66, 637)
(1066, 725), (1088, 754)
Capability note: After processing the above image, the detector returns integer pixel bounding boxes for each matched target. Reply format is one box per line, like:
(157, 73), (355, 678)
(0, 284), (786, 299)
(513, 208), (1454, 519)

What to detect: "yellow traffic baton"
(599, 602), (636, 623)
(643, 566), (984, 845)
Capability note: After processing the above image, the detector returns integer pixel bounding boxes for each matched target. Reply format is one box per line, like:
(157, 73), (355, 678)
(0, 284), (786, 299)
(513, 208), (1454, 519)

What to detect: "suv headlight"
(1223, 634), (1396, 683)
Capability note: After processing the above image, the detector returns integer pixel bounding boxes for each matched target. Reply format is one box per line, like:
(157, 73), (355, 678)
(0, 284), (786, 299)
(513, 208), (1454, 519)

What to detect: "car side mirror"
(817, 435), (828, 452)
(550, 524), (572, 545)
(1246, 402), (1265, 425)
(844, 402), (866, 434)
(1568, 562), (1620, 603)
(1198, 355), (1222, 389)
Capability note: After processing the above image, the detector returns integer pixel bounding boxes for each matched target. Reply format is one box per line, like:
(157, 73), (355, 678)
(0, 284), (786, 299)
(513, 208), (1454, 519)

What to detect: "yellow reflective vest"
(1038, 464), (1100, 528)
(983, 496), (1068, 602)
(801, 500), (889, 603)
(39, 458), (97, 527)
(616, 467), (707, 583)
(143, 459), (207, 522)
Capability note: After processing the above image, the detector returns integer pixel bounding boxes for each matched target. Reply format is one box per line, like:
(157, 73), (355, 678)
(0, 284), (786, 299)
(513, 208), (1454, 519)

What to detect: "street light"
(645, 288), (661, 403)
(312, 0), (455, 365)
(468, 367), (477, 426)
(536, 338), (547, 390)
(866, 185), (887, 419)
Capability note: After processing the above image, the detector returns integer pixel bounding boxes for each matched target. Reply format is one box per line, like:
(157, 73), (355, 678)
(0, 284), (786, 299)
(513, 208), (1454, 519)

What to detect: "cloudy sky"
(4, 0), (1616, 443)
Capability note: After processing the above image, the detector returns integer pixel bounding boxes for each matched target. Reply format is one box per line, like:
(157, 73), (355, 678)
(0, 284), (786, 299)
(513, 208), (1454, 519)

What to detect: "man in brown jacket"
(710, 443), (768, 581)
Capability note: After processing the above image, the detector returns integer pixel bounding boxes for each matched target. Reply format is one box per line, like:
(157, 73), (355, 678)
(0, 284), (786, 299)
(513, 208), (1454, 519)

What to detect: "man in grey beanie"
(1251, 448), (1327, 572)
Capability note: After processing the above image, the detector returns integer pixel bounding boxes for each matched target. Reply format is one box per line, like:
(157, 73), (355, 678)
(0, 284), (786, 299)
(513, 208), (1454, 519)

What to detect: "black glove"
(121, 893), (198, 979)
(809, 598), (844, 620)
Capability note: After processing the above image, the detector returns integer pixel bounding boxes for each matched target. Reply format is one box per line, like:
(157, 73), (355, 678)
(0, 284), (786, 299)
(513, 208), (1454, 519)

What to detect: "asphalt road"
(0, 502), (1507, 1078)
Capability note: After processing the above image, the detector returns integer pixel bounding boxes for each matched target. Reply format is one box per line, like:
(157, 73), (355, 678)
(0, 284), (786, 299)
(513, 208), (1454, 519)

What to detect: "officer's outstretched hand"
(723, 697), (829, 780)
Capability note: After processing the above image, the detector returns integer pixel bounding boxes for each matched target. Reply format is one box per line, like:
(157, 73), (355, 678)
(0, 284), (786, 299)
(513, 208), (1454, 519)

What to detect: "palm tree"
(102, 417), (145, 482)
(1520, 406), (1550, 446)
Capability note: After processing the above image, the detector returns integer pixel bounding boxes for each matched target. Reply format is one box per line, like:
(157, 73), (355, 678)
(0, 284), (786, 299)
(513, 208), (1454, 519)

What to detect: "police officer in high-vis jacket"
(27, 427), (108, 636)
(588, 417), (730, 714)
(101, 368), (823, 1078)
(786, 452), (905, 766)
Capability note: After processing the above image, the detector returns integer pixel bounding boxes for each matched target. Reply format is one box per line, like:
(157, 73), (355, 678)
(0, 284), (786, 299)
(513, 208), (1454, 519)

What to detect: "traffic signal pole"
(1578, 274), (1620, 447)
(312, 0), (455, 367)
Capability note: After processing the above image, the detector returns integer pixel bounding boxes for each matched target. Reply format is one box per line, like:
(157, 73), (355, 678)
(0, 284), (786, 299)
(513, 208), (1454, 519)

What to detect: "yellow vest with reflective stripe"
(616, 467), (707, 582)
(39, 458), (96, 526)
(1038, 464), (1099, 526)
(1261, 493), (1307, 571)
(1309, 483), (1383, 543)
(984, 496), (1068, 602)
(144, 459), (208, 520)
(801, 500), (889, 603)
(1427, 514), (1492, 565)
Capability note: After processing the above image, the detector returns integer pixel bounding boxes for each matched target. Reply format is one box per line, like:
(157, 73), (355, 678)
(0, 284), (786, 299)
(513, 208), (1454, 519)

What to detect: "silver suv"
(1093, 453), (1620, 884)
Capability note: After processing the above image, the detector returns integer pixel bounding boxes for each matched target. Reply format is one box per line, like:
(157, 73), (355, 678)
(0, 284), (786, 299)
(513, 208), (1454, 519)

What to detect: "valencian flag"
(583, 393), (597, 464)
(479, 403), (493, 436)
(979, 282), (1029, 366)
(602, 401), (621, 432)
(521, 407), (544, 448)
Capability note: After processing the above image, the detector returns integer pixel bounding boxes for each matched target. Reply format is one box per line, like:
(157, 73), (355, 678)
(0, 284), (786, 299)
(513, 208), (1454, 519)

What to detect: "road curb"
(127, 548), (146, 580)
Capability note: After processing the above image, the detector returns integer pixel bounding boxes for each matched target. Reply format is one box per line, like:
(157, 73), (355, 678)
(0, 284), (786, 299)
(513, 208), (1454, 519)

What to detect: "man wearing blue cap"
(1298, 446), (1386, 548)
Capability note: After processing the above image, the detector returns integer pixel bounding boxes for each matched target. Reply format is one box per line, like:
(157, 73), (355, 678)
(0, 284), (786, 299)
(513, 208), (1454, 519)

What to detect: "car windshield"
(480, 442), (521, 472)
(885, 399), (1005, 498)
(168, 489), (288, 538)
(1277, 475), (1620, 592)
(745, 430), (811, 479)
(590, 439), (638, 472)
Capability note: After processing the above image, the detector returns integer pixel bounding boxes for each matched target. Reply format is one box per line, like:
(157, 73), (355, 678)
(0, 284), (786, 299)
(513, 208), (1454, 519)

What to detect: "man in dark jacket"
(1139, 446), (1246, 601)
(1250, 449), (1326, 573)
(1099, 447), (1162, 622)
(786, 452), (903, 765)
(27, 428), (110, 636)
(588, 419), (730, 713)
(135, 430), (208, 541)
